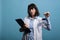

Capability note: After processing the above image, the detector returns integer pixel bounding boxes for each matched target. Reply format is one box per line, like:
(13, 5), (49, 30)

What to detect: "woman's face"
(30, 8), (36, 17)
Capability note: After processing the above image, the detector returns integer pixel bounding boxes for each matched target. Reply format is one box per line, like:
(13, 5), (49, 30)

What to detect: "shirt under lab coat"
(22, 16), (51, 40)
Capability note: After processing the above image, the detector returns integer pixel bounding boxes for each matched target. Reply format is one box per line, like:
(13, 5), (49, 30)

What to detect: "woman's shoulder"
(24, 16), (43, 20)
(37, 16), (43, 20)
(36, 16), (43, 22)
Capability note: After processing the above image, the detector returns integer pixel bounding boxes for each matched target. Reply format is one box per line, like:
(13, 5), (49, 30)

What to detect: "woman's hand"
(44, 11), (50, 18)
(24, 24), (29, 28)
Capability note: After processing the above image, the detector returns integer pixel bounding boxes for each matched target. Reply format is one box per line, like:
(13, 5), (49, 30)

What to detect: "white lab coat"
(22, 16), (51, 40)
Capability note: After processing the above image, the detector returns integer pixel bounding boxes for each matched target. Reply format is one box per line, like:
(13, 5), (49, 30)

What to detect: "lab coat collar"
(28, 16), (38, 20)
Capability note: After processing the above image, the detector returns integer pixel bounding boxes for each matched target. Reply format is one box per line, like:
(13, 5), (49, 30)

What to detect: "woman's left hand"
(44, 11), (50, 18)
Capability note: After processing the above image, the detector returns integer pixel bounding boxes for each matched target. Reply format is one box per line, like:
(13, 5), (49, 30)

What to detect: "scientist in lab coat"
(22, 3), (51, 40)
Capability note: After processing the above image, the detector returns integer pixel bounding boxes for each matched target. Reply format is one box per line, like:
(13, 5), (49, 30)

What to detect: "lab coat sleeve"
(42, 17), (51, 31)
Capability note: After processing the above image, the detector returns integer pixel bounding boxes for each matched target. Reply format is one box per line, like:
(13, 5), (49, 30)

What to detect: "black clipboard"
(15, 18), (31, 33)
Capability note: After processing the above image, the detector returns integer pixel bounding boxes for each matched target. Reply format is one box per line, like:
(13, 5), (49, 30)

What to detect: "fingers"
(44, 11), (50, 18)
(44, 11), (50, 15)
(24, 24), (29, 28)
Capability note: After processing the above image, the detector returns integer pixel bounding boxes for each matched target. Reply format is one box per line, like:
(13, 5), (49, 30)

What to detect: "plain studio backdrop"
(0, 0), (60, 40)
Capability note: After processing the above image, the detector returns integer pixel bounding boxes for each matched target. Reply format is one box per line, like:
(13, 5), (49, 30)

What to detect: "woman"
(22, 3), (51, 40)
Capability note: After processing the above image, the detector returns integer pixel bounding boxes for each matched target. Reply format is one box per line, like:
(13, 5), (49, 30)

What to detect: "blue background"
(0, 0), (60, 40)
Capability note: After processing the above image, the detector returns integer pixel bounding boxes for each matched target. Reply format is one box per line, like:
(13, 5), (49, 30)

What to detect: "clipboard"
(15, 18), (31, 33)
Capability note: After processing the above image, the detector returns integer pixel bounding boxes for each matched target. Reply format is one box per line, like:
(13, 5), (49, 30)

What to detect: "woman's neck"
(31, 16), (35, 18)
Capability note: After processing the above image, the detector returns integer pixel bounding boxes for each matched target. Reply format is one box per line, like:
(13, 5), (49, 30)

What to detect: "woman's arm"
(42, 12), (51, 31)
(42, 17), (51, 31)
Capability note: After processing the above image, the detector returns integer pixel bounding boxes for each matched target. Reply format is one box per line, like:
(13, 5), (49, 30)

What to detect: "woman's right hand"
(24, 24), (29, 28)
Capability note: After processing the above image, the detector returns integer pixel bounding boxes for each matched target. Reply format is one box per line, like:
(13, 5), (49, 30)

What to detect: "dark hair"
(28, 3), (40, 17)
